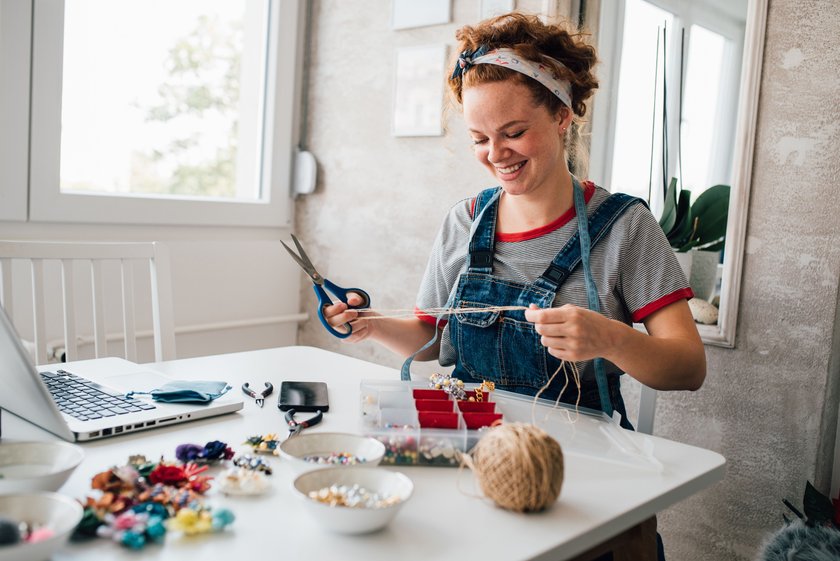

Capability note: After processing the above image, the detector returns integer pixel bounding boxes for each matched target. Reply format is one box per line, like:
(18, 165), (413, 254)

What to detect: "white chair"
(0, 241), (175, 364)
(637, 385), (657, 435)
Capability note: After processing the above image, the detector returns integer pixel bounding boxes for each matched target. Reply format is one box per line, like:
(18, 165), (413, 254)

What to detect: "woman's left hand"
(524, 303), (620, 362)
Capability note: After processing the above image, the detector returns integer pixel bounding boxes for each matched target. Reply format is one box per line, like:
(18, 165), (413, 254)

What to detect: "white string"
(357, 304), (584, 425)
(530, 360), (582, 426)
(355, 305), (530, 320)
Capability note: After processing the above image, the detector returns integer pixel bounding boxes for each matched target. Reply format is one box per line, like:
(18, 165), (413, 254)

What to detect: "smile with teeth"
(497, 161), (525, 174)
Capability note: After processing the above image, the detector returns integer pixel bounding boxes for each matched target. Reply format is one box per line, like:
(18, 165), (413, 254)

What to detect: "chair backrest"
(0, 241), (175, 364)
(637, 384), (657, 435)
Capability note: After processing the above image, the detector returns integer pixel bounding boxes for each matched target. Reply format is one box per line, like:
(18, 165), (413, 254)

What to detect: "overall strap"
(543, 180), (642, 417)
(467, 187), (502, 273)
(401, 190), (503, 381)
(534, 189), (642, 292)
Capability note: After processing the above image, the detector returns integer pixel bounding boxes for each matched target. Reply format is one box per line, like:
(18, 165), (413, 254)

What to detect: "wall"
(0, 222), (302, 363)
(297, 0), (840, 559)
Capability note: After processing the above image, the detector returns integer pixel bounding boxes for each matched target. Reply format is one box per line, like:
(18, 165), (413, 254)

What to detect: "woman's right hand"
(322, 292), (376, 342)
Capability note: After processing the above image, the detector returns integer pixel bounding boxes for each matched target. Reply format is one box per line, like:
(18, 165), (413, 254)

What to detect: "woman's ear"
(557, 107), (574, 134)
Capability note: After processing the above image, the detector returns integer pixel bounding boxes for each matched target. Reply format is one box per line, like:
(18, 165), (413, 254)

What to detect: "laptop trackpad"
(101, 371), (172, 392)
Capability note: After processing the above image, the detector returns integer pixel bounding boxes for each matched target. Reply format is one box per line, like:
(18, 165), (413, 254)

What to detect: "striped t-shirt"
(415, 182), (693, 372)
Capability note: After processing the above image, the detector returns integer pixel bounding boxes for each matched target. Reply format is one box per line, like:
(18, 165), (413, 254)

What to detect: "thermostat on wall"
(294, 150), (317, 196)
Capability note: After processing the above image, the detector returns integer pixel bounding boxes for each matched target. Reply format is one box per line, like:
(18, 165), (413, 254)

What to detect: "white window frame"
(4, 0), (305, 227)
(0, 0), (31, 222)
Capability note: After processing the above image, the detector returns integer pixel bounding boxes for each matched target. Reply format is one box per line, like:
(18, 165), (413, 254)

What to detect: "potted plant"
(658, 178), (730, 302)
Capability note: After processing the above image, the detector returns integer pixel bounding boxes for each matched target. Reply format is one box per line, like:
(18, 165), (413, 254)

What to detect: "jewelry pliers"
(285, 408), (323, 437)
(242, 382), (274, 407)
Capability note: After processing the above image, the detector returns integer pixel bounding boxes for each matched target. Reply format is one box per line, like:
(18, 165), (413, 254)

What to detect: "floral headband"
(452, 46), (573, 109)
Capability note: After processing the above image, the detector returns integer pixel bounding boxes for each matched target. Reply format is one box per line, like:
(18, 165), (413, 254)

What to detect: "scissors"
(281, 234), (371, 339)
(242, 382), (274, 407)
(285, 409), (324, 437)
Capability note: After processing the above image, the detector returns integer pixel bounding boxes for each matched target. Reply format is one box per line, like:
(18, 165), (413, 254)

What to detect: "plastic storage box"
(360, 380), (503, 467)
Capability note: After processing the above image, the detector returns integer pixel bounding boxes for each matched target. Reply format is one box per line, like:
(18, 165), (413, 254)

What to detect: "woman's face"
(463, 79), (571, 199)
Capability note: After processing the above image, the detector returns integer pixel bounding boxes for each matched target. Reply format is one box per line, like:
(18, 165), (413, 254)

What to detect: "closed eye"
(507, 130), (525, 139)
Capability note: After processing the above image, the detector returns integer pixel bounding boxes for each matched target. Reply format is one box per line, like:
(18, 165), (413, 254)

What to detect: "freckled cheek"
(473, 146), (491, 165)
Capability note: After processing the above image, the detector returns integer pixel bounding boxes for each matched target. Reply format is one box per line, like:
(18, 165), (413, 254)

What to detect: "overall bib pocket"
(451, 273), (555, 389)
(499, 317), (550, 389)
(453, 300), (502, 382)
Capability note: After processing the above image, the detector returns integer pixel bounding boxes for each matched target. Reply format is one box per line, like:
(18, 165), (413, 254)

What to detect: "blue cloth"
(125, 380), (231, 404)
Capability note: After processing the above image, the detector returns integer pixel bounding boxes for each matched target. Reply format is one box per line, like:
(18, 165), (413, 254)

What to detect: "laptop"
(0, 304), (243, 442)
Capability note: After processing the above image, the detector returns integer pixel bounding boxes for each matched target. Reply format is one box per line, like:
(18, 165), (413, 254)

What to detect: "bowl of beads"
(278, 432), (386, 475)
(292, 467), (413, 534)
(0, 441), (84, 494)
(0, 492), (83, 561)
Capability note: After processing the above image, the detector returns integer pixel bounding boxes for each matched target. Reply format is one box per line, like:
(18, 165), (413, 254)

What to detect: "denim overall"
(403, 179), (643, 428)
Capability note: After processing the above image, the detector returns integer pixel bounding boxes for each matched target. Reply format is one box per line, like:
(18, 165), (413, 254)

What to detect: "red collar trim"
(495, 181), (596, 242)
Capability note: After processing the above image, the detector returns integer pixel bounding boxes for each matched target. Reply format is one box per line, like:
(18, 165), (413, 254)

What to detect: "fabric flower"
(148, 464), (187, 486)
(175, 444), (203, 463)
(167, 508), (212, 535)
(211, 509), (235, 531)
(121, 531), (146, 549)
(202, 440), (234, 461)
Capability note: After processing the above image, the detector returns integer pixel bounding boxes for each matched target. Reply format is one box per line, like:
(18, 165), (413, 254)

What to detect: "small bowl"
(0, 492), (83, 561)
(279, 432), (385, 475)
(0, 441), (84, 494)
(293, 467), (413, 534)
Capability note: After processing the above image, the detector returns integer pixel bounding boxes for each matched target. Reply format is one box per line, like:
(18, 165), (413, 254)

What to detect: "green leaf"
(803, 481), (835, 526)
(668, 190), (694, 248)
(691, 185), (730, 247)
(659, 177), (679, 234)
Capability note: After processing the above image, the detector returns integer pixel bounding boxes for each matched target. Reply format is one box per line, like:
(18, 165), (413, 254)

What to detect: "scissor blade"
(281, 239), (317, 278)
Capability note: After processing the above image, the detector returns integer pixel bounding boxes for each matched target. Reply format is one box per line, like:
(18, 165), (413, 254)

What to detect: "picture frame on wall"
(392, 45), (448, 137)
(391, 0), (451, 30)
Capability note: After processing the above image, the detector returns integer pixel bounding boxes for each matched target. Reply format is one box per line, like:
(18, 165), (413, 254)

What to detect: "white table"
(3, 346), (726, 560)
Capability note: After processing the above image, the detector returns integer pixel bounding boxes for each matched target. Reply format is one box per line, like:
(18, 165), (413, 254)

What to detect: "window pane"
(60, 0), (269, 200)
(680, 25), (726, 198)
(609, 0), (673, 212)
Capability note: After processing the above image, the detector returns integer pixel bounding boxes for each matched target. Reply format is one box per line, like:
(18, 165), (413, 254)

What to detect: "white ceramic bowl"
(0, 492), (83, 561)
(292, 467), (413, 534)
(279, 432), (385, 475)
(0, 441), (84, 494)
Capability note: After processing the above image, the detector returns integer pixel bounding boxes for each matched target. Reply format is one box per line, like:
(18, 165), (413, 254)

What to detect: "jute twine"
(461, 422), (564, 513)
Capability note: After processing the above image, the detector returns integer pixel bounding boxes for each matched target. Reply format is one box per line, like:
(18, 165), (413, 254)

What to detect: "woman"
(325, 12), (705, 427)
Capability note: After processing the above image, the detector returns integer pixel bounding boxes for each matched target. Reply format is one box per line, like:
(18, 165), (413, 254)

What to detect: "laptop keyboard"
(40, 369), (156, 421)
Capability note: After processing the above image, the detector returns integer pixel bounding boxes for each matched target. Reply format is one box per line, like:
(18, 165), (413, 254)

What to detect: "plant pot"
(674, 251), (692, 279)
(689, 250), (721, 301)
(673, 249), (721, 301)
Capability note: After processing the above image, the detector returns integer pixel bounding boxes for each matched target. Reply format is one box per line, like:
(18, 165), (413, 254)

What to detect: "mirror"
(586, 0), (767, 347)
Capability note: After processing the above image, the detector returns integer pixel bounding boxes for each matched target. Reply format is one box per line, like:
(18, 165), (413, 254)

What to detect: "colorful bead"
(308, 484), (402, 509)
(302, 452), (366, 465)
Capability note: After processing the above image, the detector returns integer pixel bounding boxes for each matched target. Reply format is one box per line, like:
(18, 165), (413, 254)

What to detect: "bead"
(302, 452), (366, 465)
(308, 484), (401, 509)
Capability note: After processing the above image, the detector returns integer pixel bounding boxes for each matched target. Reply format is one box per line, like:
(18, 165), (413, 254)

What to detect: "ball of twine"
(464, 422), (564, 513)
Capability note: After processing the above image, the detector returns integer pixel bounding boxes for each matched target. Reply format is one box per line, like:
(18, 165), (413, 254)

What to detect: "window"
(2, 0), (305, 227)
(591, 0), (744, 216)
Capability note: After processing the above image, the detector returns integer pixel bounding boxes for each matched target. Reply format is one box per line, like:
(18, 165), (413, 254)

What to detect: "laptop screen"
(0, 304), (75, 440)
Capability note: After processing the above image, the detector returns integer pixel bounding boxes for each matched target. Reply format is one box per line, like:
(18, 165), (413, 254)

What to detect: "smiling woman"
(322, 14), (707, 447)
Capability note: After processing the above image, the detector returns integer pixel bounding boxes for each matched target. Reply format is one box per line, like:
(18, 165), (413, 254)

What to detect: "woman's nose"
(487, 140), (509, 163)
